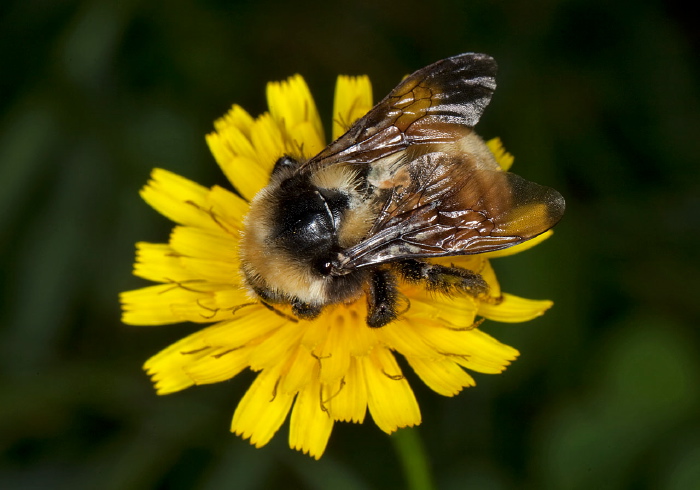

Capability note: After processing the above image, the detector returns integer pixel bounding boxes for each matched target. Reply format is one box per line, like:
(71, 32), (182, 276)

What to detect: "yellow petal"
(207, 121), (253, 163)
(249, 113), (287, 166)
(206, 185), (248, 231)
(364, 348), (421, 434)
(144, 320), (255, 390)
(406, 355), (475, 396)
(184, 344), (251, 386)
(486, 137), (514, 171)
(169, 286), (250, 324)
(289, 371), (334, 459)
(482, 230), (554, 259)
(328, 357), (367, 423)
(207, 104), (270, 202)
(248, 321), (306, 371)
(284, 121), (325, 160)
(279, 345), (316, 395)
(302, 304), (381, 358)
(132, 242), (198, 283)
(432, 254), (484, 272)
(178, 257), (241, 285)
(267, 74), (324, 146)
(454, 349), (518, 375)
(207, 110), (285, 202)
(332, 75), (373, 140)
(478, 293), (553, 322)
(197, 307), (285, 347)
(410, 294), (479, 330)
(446, 328), (519, 374)
(212, 104), (254, 136)
(222, 157), (270, 203)
(143, 322), (245, 394)
(231, 367), (295, 448)
(410, 321), (518, 373)
(147, 365), (195, 395)
(313, 314), (353, 384)
(140, 169), (215, 229)
(144, 326), (217, 372)
(377, 317), (442, 359)
(341, 304), (382, 357)
(479, 260), (502, 298)
(206, 123), (271, 203)
(169, 225), (237, 260)
(120, 283), (210, 326)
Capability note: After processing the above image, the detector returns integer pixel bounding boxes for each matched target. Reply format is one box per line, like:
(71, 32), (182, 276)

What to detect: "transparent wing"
(300, 52), (497, 170)
(337, 150), (565, 269)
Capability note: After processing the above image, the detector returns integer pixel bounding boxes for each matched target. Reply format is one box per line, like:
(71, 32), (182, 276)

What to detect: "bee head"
(240, 171), (364, 308)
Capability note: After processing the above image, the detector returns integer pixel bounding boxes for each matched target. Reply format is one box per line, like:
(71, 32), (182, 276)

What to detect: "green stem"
(391, 428), (436, 490)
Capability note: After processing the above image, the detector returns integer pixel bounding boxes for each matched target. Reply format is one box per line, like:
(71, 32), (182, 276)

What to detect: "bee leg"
(291, 299), (322, 320)
(366, 269), (399, 328)
(395, 259), (489, 297)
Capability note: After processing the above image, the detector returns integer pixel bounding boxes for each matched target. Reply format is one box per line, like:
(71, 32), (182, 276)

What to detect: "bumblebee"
(240, 53), (565, 328)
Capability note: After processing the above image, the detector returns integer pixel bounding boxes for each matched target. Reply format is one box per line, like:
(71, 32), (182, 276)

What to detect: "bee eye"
(314, 259), (333, 276)
(272, 155), (299, 176)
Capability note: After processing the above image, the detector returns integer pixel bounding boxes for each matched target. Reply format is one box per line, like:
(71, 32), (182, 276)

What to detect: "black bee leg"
(395, 259), (489, 297)
(291, 299), (322, 320)
(366, 269), (399, 328)
(271, 155), (299, 177)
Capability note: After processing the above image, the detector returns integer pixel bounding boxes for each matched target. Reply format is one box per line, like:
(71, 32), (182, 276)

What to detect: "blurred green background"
(2, 0), (699, 488)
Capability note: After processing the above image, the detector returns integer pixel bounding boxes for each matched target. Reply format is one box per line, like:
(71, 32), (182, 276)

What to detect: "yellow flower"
(120, 74), (554, 459)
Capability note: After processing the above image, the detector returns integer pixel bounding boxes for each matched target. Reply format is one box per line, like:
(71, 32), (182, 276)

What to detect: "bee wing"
(338, 150), (565, 269)
(301, 52), (497, 170)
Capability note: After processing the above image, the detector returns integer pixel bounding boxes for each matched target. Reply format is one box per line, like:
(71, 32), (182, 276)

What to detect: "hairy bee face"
(238, 53), (565, 326)
(240, 162), (375, 313)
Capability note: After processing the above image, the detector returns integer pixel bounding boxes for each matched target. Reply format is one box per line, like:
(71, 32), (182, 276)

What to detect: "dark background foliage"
(2, 0), (699, 488)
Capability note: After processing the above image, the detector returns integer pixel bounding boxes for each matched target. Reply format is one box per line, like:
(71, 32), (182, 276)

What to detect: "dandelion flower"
(121, 73), (555, 459)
